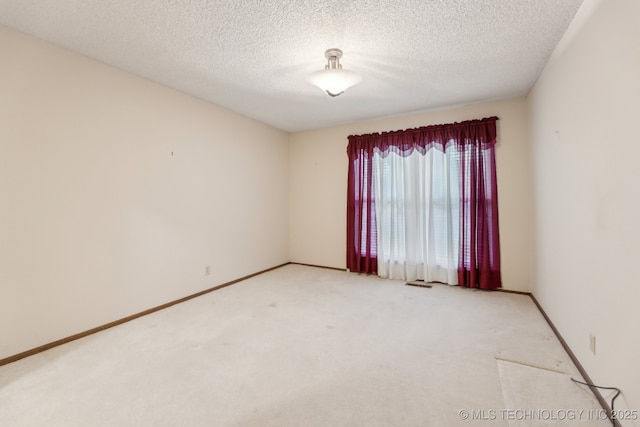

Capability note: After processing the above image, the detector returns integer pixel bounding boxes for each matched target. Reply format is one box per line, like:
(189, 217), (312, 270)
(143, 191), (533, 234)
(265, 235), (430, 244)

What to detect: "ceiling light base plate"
(324, 48), (343, 60)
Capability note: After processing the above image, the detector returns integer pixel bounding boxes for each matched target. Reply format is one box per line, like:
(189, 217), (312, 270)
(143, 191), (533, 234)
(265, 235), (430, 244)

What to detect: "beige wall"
(0, 26), (289, 360)
(528, 0), (640, 416)
(289, 98), (532, 292)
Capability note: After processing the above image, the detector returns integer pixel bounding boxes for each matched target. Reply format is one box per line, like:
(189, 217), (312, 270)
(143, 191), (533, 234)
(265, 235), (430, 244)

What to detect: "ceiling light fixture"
(306, 48), (362, 97)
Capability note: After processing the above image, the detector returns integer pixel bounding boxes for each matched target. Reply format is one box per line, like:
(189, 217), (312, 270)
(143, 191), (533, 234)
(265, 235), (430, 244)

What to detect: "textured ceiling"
(0, 0), (583, 132)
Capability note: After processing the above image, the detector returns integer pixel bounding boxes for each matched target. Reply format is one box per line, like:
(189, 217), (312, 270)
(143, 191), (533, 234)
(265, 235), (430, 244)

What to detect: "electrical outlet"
(205, 265), (211, 276)
(589, 334), (596, 355)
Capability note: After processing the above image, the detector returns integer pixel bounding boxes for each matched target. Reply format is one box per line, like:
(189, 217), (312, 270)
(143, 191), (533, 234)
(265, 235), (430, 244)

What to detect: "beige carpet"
(0, 264), (609, 426)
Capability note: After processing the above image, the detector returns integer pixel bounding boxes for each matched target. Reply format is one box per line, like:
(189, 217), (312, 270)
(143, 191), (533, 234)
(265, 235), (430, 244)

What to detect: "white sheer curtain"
(373, 146), (460, 283)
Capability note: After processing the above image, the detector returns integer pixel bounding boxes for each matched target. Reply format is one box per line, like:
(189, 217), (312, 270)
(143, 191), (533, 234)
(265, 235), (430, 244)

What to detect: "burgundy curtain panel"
(455, 118), (502, 290)
(346, 136), (378, 274)
(346, 117), (502, 289)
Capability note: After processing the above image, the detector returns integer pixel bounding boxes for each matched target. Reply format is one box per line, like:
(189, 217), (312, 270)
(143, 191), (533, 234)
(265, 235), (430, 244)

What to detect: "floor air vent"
(406, 281), (433, 288)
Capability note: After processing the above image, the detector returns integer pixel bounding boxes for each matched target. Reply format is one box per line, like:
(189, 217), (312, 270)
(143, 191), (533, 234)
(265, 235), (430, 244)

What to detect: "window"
(346, 117), (502, 289)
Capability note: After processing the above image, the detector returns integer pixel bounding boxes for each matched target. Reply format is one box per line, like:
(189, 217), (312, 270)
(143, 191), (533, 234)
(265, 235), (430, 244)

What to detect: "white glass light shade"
(306, 69), (363, 97)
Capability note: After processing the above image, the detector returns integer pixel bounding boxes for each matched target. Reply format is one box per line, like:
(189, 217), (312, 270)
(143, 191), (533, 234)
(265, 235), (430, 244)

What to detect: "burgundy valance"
(347, 116), (498, 158)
